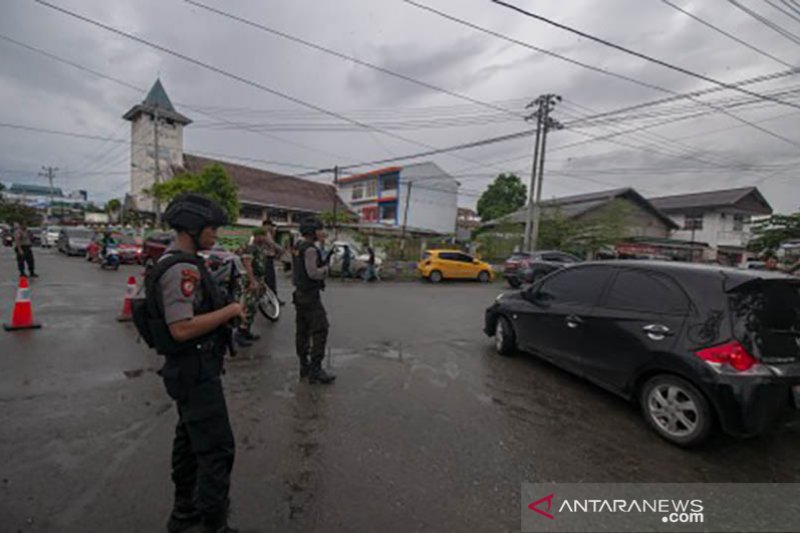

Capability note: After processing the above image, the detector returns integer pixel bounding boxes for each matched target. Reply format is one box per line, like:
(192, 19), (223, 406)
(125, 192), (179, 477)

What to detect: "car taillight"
(695, 340), (757, 372)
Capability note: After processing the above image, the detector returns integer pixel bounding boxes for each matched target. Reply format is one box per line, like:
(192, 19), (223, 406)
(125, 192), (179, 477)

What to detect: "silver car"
(57, 227), (93, 256)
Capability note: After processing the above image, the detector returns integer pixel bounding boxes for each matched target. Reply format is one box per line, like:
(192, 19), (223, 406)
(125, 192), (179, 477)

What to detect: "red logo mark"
(528, 493), (556, 520)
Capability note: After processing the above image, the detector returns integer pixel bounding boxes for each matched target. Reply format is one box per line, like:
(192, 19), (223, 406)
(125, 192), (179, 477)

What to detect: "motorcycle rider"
(292, 217), (336, 384)
(145, 193), (245, 533)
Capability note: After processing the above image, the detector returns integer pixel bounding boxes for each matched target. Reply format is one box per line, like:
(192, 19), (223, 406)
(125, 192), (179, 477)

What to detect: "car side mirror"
(525, 287), (552, 306)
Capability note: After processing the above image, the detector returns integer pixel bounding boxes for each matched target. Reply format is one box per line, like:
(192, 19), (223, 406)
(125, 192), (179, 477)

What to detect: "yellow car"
(418, 249), (494, 283)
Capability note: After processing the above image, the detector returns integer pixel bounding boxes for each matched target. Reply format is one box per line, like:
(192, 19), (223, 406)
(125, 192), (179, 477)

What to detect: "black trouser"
(293, 290), (329, 369)
(16, 246), (35, 276)
(264, 256), (277, 296)
(160, 349), (235, 520)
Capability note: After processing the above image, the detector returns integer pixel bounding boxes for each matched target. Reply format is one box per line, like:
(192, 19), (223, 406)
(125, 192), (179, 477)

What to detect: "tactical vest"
(137, 251), (226, 356)
(293, 240), (325, 292)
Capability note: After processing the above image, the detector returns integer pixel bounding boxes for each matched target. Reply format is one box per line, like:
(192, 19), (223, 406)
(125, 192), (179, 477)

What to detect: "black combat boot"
(299, 356), (310, 382)
(308, 362), (336, 385)
(203, 509), (238, 533)
(166, 499), (201, 533)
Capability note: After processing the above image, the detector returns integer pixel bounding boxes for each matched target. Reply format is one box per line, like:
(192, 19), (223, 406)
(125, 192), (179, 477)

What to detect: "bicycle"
(254, 280), (280, 322)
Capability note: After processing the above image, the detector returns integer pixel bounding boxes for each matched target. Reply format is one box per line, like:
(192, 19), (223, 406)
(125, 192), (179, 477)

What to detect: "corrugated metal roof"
(8, 183), (64, 197)
(122, 79), (192, 125)
(649, 187), (772, 214)
(178, 154), (347, 214)
(485, 187), (678, 229)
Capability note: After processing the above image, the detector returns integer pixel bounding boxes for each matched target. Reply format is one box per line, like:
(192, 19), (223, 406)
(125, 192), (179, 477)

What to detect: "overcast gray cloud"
(0, 0), (798, 212)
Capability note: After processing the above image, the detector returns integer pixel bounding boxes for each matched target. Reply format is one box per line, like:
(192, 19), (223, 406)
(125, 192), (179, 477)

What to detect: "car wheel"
(639, 375), (713, 447)
(429, 270), (443, 283)
(507, 277), (521, 289)
(494, 316), (516, 356)
(478, 271), (490, 283)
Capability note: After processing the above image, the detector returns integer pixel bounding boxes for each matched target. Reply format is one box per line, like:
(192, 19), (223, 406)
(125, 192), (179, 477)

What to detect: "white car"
(328, 241), (382, 278)
(41, 226), (61, 247)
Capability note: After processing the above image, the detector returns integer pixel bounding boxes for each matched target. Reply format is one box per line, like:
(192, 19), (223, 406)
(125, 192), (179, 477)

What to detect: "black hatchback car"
(503, 250), (579, 288)
(484, 261), (800, 447)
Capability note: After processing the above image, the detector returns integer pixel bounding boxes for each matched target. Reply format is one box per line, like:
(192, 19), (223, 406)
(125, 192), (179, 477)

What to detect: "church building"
(122, 79), (345, 225)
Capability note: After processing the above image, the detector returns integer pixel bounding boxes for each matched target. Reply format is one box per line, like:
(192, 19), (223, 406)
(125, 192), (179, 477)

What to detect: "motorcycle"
(100, 245), (120, 270)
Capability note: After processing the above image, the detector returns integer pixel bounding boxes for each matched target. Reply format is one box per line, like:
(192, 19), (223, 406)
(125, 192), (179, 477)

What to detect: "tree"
(106, 198), (121, 214)
(318, 209), (357, 225)
(148, 163), (240, 222)
(538, 199), (632, 258)
(0, 198), (42, 227)
(476, 173), (527, 221)
(749, 212), (800, 253)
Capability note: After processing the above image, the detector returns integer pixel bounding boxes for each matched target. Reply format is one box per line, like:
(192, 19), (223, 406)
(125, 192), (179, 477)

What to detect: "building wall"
(668, 211), (752, 248)
(130, 114), (185, 212)
(400, 162), (458, 234)
(338, 162), (458, 234)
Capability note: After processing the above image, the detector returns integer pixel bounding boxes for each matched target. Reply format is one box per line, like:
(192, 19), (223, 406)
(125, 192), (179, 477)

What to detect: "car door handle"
(565, 315), (583, 329)
(643, 324), (673, 341)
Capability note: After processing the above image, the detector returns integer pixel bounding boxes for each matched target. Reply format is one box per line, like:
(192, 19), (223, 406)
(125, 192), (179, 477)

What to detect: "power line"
(490, 0), (800, 110)
(762, 0), (800, 24)
(184, 0), (524, 121)
(659, 0), (794, 67)
(0, 31), (362, 166)
(726, 0), (800, 45)
(33, 0), (512, 175)
(403, 1), (800, 150)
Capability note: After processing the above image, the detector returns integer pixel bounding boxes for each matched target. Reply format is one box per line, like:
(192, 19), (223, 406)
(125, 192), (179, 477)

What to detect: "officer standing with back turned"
(145, 193), (245, 533)
(293, 217), (336, 384)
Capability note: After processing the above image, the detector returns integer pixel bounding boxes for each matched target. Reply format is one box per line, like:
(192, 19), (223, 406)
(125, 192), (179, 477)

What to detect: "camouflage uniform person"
(235, 228), (269, 346)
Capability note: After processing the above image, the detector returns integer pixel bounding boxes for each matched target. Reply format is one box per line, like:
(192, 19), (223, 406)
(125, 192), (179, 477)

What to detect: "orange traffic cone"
(117, 276), (137, 322)
(4, 276), (42, 331)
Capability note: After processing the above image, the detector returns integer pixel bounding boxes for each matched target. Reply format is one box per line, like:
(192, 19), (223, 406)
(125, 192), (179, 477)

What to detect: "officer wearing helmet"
(292, 216), (336, 384)
(149, 193), (245, 533)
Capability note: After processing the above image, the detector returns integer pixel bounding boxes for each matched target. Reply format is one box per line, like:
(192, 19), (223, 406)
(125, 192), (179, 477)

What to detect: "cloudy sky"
(1, 0), (799, 212)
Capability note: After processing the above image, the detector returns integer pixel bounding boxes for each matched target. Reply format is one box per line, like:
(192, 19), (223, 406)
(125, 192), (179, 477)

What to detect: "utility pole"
(153, 108), (162, 227)
(332, 165), (340, 240)
(524, 94), (563, 252)
(400, 180), (413, 251)
(39, 166), (58, 222)
(522, 100), (543, 252)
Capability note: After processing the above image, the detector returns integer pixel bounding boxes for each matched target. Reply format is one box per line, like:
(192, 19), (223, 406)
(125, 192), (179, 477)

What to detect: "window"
(733, 214), (749, 231)
(542, 252), (578, 263)
(361, 206), (377, 222)
(454, 253), (476, 263)
(683, 214), (703, 231)
(538, 266), (614, 306)
(366, 180), (378, 198)
(380, 203), (397, 222)
(438, 252), (460, 261)
(382, 174), (398, 193)
(603, 269), (689, 315)
(352, 184), (364, 200)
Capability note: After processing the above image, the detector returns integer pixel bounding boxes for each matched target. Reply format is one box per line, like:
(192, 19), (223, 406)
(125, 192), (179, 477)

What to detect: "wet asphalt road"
(0, 247), (798, 532)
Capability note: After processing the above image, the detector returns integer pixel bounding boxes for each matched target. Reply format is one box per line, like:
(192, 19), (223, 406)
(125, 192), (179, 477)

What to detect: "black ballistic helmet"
(163, 193), (229, 232)
(299, 216), (323, 237)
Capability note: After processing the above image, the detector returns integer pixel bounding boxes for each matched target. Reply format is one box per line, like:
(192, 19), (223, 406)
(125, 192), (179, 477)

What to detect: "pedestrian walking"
(292, 217), (336, 384)
(137, 193), (245, 533)
(235, 228), (271, 346)
(14, 223), (37, 278)
(363, 245), (377, 282)
(341, 244), (352, 278)
(261, 220), (285, 304)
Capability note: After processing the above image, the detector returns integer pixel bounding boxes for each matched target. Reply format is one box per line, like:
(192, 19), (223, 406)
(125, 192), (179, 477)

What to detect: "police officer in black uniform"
(293, 217), (336, 384)
(145, 193), (245, 533)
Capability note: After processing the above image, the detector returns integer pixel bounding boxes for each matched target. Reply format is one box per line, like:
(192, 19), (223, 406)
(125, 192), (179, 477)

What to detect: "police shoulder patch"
(180, 268), (200, 297)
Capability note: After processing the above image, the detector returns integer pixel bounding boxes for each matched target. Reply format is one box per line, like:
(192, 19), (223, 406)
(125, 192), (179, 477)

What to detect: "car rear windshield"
(509, 253), (531, 260)
(729, 280), (800, 363)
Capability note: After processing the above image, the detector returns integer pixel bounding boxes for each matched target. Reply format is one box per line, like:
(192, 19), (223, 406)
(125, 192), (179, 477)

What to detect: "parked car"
(1, 224), (12, 247)
(86, 232), (143, 264)
(418, 249), (493, 283)
(328, 241), (383, 278)
(484, 261), (800, 447)
(141, 231), (174, 269)
(41, 226), (62, 247)
(27, 227), (42, 246)
(503, 250), (580, 288)
(57, 227), (93, 256)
